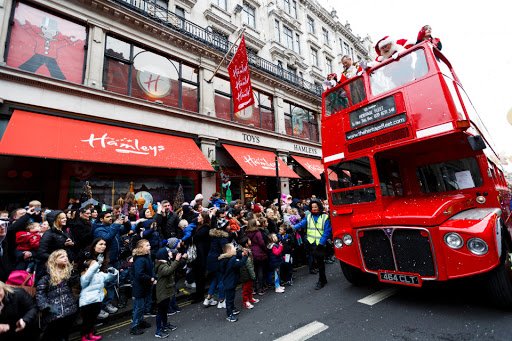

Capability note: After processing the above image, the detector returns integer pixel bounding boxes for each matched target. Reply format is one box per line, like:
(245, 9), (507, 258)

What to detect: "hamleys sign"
(81, 133), (165, 157)
(0, 110), (214, 171)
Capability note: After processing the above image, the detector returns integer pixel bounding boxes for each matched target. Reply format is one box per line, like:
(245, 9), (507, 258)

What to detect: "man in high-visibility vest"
(292, 199), (332, 290)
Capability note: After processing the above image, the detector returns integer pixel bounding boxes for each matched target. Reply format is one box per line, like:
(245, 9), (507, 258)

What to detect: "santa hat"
(375, 36), (394, 55)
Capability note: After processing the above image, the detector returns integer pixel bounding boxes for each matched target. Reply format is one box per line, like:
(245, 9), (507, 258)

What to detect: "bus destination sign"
(349, 96), (396, 129)
(346, 114), (406, 140)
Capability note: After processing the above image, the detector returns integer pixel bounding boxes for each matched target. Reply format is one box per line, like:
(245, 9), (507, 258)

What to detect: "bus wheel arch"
(486, 222), (512, 308)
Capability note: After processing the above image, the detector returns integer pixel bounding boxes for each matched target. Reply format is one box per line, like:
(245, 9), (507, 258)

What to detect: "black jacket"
(0, 288), (39, 339)
(37, 227), (75, 265)
(191, 223), (211, 269)
(155, 212), (179, 239)
(69, 218), (93, 251)
(219, 252), (247, 290)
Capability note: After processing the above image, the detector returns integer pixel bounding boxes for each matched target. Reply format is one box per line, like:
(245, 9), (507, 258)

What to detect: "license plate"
(378, 271), (422, 287)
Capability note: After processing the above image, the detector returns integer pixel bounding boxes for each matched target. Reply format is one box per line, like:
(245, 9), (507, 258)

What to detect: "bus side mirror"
(467, 135), (486, 151)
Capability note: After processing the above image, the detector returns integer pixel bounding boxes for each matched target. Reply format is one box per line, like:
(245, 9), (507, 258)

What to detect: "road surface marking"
(274, 321), (329, 341)
(358, 287), (399, 306)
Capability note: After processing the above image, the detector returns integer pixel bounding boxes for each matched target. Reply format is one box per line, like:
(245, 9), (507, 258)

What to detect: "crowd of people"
(0, 192), (333, 340)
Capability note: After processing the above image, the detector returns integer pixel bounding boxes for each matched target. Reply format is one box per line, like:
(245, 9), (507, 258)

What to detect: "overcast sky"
(323, 0), (512, 158)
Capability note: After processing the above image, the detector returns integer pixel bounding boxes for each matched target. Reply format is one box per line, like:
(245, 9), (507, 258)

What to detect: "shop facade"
(0, 0), (371, 210)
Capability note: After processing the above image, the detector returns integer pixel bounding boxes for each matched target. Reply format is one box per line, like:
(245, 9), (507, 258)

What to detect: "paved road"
(90, 262), (512, 341)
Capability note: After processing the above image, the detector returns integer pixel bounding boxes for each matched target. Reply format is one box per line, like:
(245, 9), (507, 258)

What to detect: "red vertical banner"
(228, 35), (255, 112)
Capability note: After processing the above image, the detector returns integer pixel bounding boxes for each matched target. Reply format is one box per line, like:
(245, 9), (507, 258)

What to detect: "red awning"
(223, 144), (300, 178)
(0, 110), (213, 171)
(291, 155), (324, 180)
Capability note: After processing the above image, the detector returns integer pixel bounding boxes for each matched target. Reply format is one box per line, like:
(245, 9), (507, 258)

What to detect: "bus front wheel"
(340, 261), (374, 286)
(486, 237), (512, 308)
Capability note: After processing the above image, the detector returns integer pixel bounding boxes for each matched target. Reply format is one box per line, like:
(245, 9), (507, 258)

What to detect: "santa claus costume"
(375, 36), (413, 62)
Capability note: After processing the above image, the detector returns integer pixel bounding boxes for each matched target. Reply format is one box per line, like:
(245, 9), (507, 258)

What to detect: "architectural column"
(277, 149), (290, 195)
(0, 0), (13, 65)
(199, 135), (218, 199)
(274, 89), (287, 134)
(84, 23), (106, 89)
(199, 60), (216, 117)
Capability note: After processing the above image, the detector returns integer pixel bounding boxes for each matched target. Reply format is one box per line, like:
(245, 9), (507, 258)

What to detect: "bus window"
(370, 49), (429, 96)
(416, 157), (483, 193)
(325, 86), (349, 116)
(327, 157), (376, 204)
(324, 77), (366, 116)
(376, 157), (404, 197)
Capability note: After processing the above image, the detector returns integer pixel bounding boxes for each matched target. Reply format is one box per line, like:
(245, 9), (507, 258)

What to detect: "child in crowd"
(238, 236), (258, 309)
(218, 243), (247, 322)
(79, 257), (118, 341)
(154, 245), (187, 338)
(15, 222), (41, 272)
(166, 238), (184, 315)
(278, 225), (294, 286)
(130, 239), (155, 336)
(267, 233), (285, 293)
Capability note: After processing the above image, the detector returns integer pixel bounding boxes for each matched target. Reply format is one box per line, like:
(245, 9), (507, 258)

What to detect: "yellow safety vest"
(306, 213), (328, 245)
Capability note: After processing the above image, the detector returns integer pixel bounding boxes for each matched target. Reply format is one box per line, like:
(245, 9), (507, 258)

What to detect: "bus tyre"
(340, 261), (373, 286)
(486, 238), (512, 308)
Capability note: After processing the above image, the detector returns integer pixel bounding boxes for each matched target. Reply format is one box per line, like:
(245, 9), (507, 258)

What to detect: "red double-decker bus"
(322, 41), (512, 305)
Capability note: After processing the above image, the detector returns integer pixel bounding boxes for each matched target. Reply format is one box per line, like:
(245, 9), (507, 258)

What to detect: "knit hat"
(167, 237), (180, 250)
(194, 193), (203, 201)
(217, 218), (229, 230)
(156, 247), (169, 261)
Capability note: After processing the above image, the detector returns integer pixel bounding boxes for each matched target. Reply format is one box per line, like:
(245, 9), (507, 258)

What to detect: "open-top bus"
(322, 41), (512, 305)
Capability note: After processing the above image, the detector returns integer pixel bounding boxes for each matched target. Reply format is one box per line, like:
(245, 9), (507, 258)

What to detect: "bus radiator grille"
(359, 228), (435, 276)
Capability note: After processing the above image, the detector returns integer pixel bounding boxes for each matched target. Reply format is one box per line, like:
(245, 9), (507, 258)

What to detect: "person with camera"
(92, 211), (131, 317)
(292, 199), (332, 290)
(155, 200), (180, 240)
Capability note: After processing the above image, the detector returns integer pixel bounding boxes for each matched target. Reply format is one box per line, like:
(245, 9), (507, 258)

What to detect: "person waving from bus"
(375, 36), (413, 62)
(292, 199), (332, 290)
(340, 55), (363, 83)
(416, 25), (442, 50)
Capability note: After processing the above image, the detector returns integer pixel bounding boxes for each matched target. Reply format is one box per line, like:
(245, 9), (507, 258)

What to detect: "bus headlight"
(343, 234), (353, 246)
(333, 238), (343, 249)
(467, 238), (488, 255)
(444, 232), (463, 249)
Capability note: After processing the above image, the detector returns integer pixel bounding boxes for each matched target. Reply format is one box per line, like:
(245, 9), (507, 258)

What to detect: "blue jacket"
(79, 262), (118, 307)
(292, 212), (332, 246)
(182, 222), (196, 243)
(219, 252), (247, 290)
(92, 222), (127, 263)
(132, 254), (154, 298)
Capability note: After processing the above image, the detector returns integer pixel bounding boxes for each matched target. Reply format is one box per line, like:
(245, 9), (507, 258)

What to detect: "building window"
(148, 0), (168, 20)
(214, 76), (275, 131)
(281, 0), (297, 18)
(294, 33), (301, 53)
(6, 2), (87, 84)
(275, 19), (281, 42)
(310, 47), (318, 66)
(284, 26), (293, 50)
(242, 3), (256, 28)
(326, 58), (332, 74)
(322, 27), (329, 45)
(307, 16), (315, 34)
(343, 42), (350, 56)
(284, 102), (319, 141)
(175, 5), (185, 17)
(103, 35), (199, 112)
(213, 0), (227, 10)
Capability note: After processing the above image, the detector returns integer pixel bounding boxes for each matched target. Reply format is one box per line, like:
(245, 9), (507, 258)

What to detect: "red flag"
(228, 35), (254, 112)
